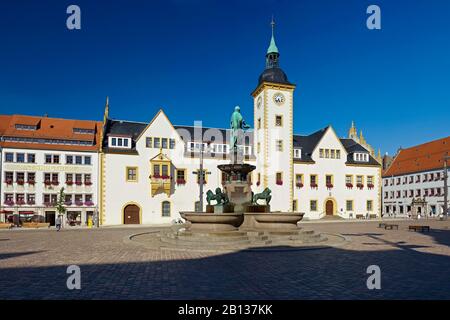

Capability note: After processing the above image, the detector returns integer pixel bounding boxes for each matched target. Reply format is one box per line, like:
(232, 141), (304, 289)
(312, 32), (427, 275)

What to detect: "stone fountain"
(180, 105), (304, 232)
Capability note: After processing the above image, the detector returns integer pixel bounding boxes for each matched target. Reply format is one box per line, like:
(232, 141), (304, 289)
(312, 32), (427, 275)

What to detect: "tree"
(56, 187), (66, 218)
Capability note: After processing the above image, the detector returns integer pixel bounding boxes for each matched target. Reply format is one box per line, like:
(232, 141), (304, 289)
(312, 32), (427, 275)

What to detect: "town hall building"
(98, 26), (382, 225)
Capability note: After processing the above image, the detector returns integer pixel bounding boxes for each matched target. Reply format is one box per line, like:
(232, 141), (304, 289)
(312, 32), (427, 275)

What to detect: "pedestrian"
(56, 215), (62, 231)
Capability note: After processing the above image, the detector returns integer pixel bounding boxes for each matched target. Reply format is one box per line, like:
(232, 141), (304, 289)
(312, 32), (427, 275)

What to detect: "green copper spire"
(266, 17), (279, 54)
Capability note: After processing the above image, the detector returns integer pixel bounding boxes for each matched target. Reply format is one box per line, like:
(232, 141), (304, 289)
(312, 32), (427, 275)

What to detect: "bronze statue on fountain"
(180, 105), (304, 232)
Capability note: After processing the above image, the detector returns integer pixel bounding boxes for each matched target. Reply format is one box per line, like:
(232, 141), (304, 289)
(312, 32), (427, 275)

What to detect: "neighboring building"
(99, 25), (381, 225)
(0, 115), (102, 226)
(382, 136), (450, 217)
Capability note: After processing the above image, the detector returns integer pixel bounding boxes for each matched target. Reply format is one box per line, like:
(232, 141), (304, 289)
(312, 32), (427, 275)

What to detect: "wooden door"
(124, 205), (140, 224)
(326, 200), (334, 215)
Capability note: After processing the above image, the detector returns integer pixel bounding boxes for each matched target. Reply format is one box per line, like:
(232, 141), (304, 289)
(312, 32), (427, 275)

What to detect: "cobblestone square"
(1, 220), (449, 299)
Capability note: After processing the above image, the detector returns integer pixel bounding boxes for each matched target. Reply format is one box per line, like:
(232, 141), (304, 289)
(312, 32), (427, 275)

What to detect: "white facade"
(382, 169), (449, 217)
(294, 128), (381, 220)
(1, 147), (99, 225)
(100, 108), (381, 225)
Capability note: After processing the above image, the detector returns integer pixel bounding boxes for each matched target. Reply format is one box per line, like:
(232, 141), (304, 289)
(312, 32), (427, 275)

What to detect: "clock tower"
(251, 19), (296, 212)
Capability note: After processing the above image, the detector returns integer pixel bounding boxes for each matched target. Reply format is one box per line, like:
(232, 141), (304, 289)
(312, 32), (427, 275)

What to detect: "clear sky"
(0, 0), (449, 155)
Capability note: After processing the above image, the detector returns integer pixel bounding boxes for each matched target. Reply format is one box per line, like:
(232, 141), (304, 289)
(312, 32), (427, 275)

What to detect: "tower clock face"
(273, 92), (285, 105)
(257, 96), (262, 109)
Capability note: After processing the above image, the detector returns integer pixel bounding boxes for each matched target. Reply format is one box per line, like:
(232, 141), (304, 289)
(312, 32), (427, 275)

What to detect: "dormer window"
(354, 152), (369, 162)
(15, 124), (37, 130)
(73, 128), (95, 134)
(294, 148), (301, 159)
(109, 136), (131, 149)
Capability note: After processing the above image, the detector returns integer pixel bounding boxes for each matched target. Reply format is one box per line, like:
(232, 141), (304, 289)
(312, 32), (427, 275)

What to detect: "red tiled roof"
(383, 136), (450, 177)
(0, 114), (102, 152)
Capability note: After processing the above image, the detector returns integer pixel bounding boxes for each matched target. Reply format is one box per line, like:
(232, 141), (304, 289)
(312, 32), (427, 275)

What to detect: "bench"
(378, 223), (387, 228)
(384, 224), (399, 230)
(356, 214), (364, 219)
(409, 225), (430, 232)
(369, 214), (377, 219)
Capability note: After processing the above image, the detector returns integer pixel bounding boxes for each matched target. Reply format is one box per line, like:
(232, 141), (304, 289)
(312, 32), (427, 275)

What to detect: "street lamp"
(443, 156), (450, 219)
(194, 140), (211, 212)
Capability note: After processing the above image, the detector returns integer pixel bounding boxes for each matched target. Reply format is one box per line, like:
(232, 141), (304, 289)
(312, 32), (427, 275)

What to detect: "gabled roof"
(293, 126), (379, 166)
(383, 136), (450, 177)
(0, 114), (102, 152)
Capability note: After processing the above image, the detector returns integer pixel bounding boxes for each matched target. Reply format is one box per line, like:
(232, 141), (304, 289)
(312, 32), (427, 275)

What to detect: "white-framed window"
(108, 136), (131, 149)
(244, 146), (252, 156)
(294, 148), (301, 159)
(354, 152), (369, 162)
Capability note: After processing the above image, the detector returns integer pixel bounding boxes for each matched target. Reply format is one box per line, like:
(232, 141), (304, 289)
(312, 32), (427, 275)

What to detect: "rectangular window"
(176, 169), (186, 182)
(5, 153), (14, 162)
(153, 164), (160, 177)
(126, 167), (137, 181)
(27, 154), (35, 163)
(75, 174), (82, 184)
(310, 175), (317, 185)
(294, 149), (301, 158)
(146, 137), (152, 148)
(275, 115), (283, 127)
(27, 172), (35, 183)
(330, 149), (335, 159)
(162, 164), (169, 177)
(66, 173), (73, 183)
(356, 175), (363, 184)
(257, 143), (261, 154)
(346, 200), (353, 211)
(257, 118), (261, 129)
(123, 139), (129, 147)
(310, 200), (318, 212)
(345, 175), (353, 184)
(16, 172), (25, 183)
(319, 149), (324, 158)
(27, 194), (35, 204)
(336, 150), (341, 159)
(162, 138), (168, 149)
(75, 156), (82, 165)
(293, 200), (298, 212)
(367, 200), (373, 211)
(276, 172), (283, 184)
(367, 176), (374, 185)
(169, 139), (175, 149)
(325, 149), (330, 158)
(118, 138), (123, 147)
(53, 155), (60, 164)
(66, 155), (73, 164)
(111, 137), (117, 146)
(5, 171), (14, 182)
(154, 137), (160, 148)
(295, 174), (303, 184)
(84, 156), (91, 165)
(16, 153), (25, 163)
(84, 174), (91, 184)
(276, 140), (283, 152)
(45, 154), (52, 164)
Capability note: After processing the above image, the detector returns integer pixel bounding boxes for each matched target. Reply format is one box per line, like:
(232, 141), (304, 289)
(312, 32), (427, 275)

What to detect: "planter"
(22, 222), (50, 229)
(17, 180), (25, 185)
(27, 181), (35, 185)
(326, 184), (333, 189)
(85, 201), (94, 207)
(4, 201), (14, 206)
(180, 212), (244, 231)
(346, 183), (353, 189)
(276, 180), (283, 186)
(176, 179), (186, 185)
(296, 183), (303, 188)
(310, 183), (318, 189)
(0, 223), (13, 229)
(66, 181), (74, 186)
(51, 181), (59, 186)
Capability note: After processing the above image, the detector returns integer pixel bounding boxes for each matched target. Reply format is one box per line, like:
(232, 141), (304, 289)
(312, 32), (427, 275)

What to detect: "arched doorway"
(326, 200), (334, 215)
(123, 204), (140, 224)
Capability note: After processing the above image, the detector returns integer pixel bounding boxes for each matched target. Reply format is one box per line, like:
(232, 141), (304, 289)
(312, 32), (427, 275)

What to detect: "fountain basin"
(241, 212), (305, 230)
(180, 212), (244, 231)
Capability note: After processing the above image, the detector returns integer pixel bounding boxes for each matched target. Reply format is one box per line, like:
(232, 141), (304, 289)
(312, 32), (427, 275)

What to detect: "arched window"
(162, 201), (171, 217)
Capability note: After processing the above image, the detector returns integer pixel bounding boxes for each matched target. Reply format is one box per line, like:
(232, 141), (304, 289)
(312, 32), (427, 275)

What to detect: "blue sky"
(0, 0), (449, 155)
